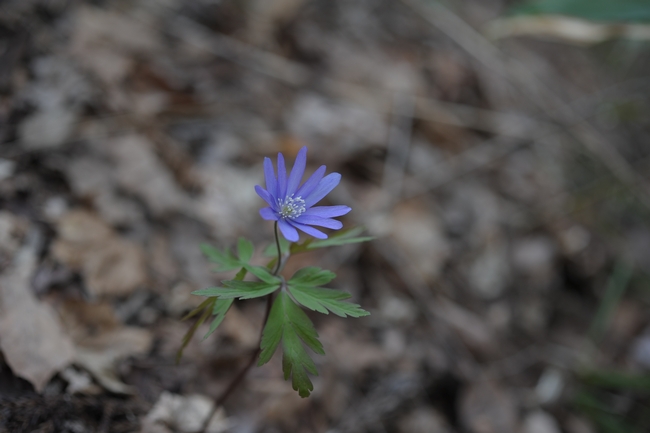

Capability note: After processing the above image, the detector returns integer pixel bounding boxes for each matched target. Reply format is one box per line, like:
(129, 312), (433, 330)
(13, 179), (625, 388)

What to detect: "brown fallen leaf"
(57, 298), (121, 341)
(69, 6), (159, 86)
(75, 327), (153, 394)
(107, 135), (189, 216)
(52, 210), (148, 297)
(55, 290), (154, 395)
(0, 231), (75, 392)
(65, 156), (143, 225)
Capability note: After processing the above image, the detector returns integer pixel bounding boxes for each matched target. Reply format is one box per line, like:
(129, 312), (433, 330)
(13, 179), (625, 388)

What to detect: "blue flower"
(255, 146), (351, 242)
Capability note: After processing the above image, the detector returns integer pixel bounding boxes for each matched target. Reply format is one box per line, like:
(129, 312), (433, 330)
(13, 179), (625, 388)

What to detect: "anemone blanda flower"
(255, 146), (351, 242)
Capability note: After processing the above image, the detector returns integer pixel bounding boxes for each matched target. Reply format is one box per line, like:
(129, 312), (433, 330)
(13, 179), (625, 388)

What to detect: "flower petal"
(259, 207), (278, 220)
(304, 205), (351, 218)
(295, 165), (326, 198)
(277, 153), (287, 199)
(263, 157), (277, 198)
(288, 220), (328, 239)
(304, 173), (341, 207)
(294, 215), (343, 229)
(255, 185), (276, 209)
(286, 147), (307, 198)
(278, 219), (299, 242)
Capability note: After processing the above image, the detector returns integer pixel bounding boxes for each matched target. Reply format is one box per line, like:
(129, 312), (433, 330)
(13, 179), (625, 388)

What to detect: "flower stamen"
(278, 195), (306, 219)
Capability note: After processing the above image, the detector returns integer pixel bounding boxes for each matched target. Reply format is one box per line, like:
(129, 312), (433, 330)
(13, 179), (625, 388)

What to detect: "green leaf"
(203, 298), (234, 339)
(283, 293), (325, 355)
(262, 236), (291, 256)
(181, 297), (215, 321)
(264, 227), (373, 256)
(288, 285), (370, 318)
(234, 267), (248, 280)
(237, 237), (254, 263)
(282, 325), (318, 397)
(579, 370), (650, 392)
(200, 244), (241, 272)
(574, 391), (638, 433)
(305, 227), (374, 250)
(588, 261), (633, 343)
(288, 267), (336, 287)
(258, 292), (324, 398)
(258, 293), (284, 366)
(201, 238), (255, 272)
(244, 264), (279, 284)
(509, 0), (650, 23)
(193, 280), (280, 300)
(287, 267), (369, 318)
(176, 304), (212, 364)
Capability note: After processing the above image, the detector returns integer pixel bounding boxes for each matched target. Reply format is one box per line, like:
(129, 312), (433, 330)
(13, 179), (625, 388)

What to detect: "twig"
(197, 291), (273, 433)
(381, 92), (415, 205)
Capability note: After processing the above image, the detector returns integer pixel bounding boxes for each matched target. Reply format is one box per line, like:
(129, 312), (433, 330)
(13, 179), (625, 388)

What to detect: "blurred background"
(1, 0), (650, 432)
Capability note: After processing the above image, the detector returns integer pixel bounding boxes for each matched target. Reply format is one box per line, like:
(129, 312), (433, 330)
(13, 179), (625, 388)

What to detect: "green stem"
(273, 221), (282, 275)
(201, 222), (287, 430)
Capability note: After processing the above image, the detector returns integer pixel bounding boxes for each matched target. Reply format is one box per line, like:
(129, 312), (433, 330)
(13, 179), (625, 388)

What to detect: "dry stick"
(197, 297), (273, 433)
(400, 0), (650, 211)
(198, 223), (284, 433)
(217, 296), (273, 408)
(381, 92), (415, 206)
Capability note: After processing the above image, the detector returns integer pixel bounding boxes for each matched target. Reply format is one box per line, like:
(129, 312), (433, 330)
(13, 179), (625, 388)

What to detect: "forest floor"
(1, 0), (650, 432)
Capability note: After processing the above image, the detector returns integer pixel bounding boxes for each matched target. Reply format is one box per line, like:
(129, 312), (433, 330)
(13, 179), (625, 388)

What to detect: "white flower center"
(278, 195), (306, 219)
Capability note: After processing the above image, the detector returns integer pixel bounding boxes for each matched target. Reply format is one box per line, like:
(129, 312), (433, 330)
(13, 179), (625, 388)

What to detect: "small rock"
(558, 225), (590, 255)
(468, 240), (510, 300)
(19, 109), (77, 150)
(378, 295), (416, 325)
(0, 158), (15, 181)
(60, 367), (100, 395)
(523, 411), (561, 433)
(631, 332), (650, 369)
(143, 392), (228, 433)
(391, 201), (450, 282)
(42, 196), (69, 221)
(535, 368), (564, 404)
(397, 406), (453, 433)
(460, 381), (518, 433)
(382, 328), (407, 360)
(512, 236), (556, 277)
